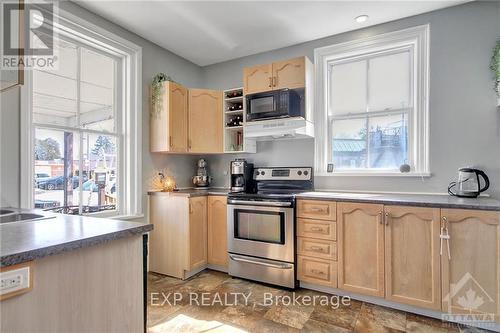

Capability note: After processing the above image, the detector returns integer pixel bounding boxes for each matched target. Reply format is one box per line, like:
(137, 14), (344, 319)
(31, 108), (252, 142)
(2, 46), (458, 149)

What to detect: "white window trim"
(20, 6), (143, 218)
(314, 24), (430, 177)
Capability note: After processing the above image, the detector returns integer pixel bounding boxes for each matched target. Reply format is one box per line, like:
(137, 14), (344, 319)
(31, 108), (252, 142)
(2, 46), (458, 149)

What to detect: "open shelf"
(223, 87), (256, 154)
(225, 110), (243, 115)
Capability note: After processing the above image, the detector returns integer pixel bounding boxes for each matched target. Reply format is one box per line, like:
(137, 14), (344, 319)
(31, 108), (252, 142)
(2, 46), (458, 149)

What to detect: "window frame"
(20, 5), (143, 218)
(314, 24), (430, 177)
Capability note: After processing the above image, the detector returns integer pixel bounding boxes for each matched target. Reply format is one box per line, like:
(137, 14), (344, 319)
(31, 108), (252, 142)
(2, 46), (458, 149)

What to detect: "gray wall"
(202, 1), (500, 198)
(0, 1), (204, 213)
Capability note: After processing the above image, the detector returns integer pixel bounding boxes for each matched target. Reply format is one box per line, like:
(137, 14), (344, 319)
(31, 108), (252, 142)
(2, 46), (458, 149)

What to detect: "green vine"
(151, 73), (172, 117)
(490, 40), (500, 96)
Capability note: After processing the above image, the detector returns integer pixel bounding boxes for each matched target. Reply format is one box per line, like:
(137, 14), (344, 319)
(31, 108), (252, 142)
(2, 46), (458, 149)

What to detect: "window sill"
(315, 172), (432, 177)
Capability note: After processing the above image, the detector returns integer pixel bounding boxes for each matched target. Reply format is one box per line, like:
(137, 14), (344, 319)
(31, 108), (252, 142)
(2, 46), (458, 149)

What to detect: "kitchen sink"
(0, 213), (52, 224)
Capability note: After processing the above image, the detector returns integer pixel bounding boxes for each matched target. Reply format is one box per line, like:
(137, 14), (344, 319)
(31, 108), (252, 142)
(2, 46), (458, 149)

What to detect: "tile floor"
(147, 270), (493, 333)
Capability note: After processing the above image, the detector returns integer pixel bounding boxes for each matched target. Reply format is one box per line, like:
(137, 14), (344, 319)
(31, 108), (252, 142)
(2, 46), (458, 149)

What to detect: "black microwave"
(246, 88), (303, 122)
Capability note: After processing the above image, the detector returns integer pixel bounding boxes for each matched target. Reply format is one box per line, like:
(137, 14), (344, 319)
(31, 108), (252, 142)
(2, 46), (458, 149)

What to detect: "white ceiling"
(75, 1), (467, 66)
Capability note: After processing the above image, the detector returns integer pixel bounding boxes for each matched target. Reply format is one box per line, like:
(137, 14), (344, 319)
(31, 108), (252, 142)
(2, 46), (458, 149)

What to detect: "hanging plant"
(151, 73), (172, 118)
(490, 40), (500, 96)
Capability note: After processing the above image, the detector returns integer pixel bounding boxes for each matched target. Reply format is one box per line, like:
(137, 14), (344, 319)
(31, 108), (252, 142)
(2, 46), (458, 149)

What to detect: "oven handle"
(227, 199), (292, 207)
(229, 254), (294, 269)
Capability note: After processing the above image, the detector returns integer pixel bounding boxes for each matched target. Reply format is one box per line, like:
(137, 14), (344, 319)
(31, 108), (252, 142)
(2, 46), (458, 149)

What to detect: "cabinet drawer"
(298, 237), (337, 260)
(298, 200), (336, 221)
(298, 219), (336, 240)
(298, 255), (337, 288)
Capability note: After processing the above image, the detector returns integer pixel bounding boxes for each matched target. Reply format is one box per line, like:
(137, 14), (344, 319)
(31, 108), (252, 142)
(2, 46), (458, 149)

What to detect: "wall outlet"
(0, 266), (30, 296)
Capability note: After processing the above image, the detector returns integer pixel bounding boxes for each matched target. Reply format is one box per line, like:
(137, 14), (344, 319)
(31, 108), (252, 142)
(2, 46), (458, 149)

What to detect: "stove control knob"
(304, 170), (309, 176)
(297, 170), (302, 176)
(261, 171), (266, 176)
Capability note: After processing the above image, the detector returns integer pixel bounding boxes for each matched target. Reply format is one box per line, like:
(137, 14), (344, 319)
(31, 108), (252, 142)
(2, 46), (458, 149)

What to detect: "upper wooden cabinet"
(243, 64), (273, 95)
(384, 206), (441, 310)
(243, 56), (311, 95)
(441, 209), (500, 321)
(189, 197), (208, 270)
(337, 202), (385, 297)
(207, 196), (228, 267)
(188, 89), (223, 153)
(273, 57), (306, 90)
(150, 81), (188, 153)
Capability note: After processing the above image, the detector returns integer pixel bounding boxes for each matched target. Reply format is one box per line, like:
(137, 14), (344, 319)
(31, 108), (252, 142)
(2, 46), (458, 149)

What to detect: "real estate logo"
(442, 272), (496, 329)
(1, 1), (58, 70)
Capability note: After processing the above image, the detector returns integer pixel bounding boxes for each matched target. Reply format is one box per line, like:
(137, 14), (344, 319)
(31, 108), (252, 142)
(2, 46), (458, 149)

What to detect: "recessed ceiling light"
(355, 15), (369, 23)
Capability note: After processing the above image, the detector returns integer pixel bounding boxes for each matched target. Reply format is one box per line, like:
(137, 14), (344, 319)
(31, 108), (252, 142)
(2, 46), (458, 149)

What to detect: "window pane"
(32, 38), (78, 127)
(329, 59), (367, 115)
(369, 51), (411, 111)
(80, 133), (117, 213)
(367, 113), (408, 169)
(332, 118), (367, 169)
(80, 48), (115, 133)
(34, 128), (80, 212)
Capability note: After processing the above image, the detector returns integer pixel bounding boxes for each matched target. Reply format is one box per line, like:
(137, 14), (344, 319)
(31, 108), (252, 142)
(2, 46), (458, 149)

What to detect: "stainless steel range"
(227, 167), (313, 288)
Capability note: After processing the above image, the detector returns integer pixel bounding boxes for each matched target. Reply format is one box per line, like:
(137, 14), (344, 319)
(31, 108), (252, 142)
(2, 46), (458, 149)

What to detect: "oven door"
(227, 202), (294, 262)
(246, 91), (287, 121)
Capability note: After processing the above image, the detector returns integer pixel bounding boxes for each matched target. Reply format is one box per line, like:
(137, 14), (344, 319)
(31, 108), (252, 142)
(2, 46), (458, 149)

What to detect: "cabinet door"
(243, 63), (273, 94)
(188, 89), (223, 153)
(441, 209), (500, 321)
(208, 196), (228, 267)
(168, 82), (188, 152)
(385, 206), (441, 310)
(150, 82), (188, 153)
(338, 202), (385, 297)
(189, 197), (208, 270)
(272, 57), (305, 90)
(149, 195), (188, 278)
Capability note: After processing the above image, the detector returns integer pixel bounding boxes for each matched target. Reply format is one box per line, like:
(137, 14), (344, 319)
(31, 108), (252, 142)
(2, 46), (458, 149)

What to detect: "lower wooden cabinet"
(337, 202), (385, 297)
(441, 209), (500, 321)
(384, 205), (441, 310)
(297, 237), (337, 260)
(298, 255), (337, 288)
(207, 196), (228, 267)
(189, 197), (208, 270)
(149, 195), (207, 279)
(149, 195), (190, 279)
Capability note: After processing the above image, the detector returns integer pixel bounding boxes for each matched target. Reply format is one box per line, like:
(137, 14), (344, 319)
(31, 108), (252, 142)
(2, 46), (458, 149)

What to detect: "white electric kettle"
(448, 167), (490, 198)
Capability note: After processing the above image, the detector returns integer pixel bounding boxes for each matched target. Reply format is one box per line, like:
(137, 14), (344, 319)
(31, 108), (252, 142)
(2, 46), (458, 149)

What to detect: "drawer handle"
(309, 246), (325, 252)
(310, 227), (324, 232)
(310, 269), (325, 275)
(309, 207), (326, 212)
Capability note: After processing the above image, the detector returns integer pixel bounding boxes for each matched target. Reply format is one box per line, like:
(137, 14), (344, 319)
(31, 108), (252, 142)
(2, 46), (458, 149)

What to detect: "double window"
(32, 37), (119, 214)
(315, 25), (430, 176)
(21, 8), (142, 217)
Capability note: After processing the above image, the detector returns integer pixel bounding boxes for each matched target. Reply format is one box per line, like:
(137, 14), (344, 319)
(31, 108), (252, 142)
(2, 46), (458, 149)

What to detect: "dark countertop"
(296, 191), (500, 211)
(147, 187), (230, 197)
(0, 208), (153, 267)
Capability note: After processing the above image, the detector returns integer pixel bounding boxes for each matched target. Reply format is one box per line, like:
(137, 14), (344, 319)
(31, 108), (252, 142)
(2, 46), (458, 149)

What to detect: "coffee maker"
(230, 159), (253, 193)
